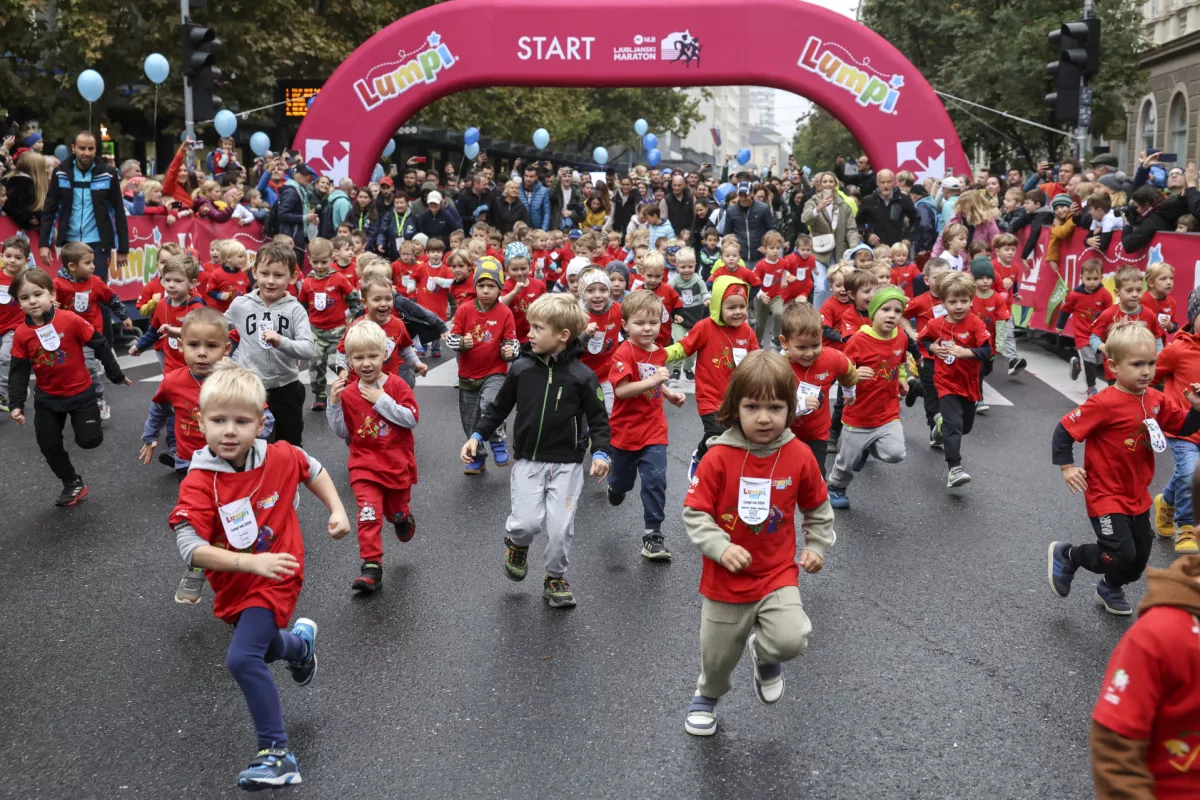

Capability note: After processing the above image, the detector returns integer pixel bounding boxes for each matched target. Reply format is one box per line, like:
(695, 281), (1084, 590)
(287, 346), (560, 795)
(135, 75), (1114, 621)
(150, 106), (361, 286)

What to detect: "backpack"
(263, 195), (282, 237)
(317, 202), (337, 240)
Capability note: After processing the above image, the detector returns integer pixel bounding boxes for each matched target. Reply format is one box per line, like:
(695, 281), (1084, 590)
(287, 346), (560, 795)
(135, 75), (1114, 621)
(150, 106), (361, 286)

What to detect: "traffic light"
(1045, 18), (1101, 125)
(182, 22), (221, 120)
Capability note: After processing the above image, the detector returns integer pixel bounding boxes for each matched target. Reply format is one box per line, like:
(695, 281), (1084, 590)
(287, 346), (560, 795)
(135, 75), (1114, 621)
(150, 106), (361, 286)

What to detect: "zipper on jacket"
(532, 364), (552, 461)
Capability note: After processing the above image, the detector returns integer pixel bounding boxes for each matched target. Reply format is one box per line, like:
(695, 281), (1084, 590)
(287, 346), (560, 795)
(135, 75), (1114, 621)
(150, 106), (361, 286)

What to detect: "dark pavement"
(0, 344), (1177, 799)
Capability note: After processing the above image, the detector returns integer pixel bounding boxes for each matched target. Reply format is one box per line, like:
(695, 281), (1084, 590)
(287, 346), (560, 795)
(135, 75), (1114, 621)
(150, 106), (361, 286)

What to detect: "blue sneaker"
(490, 440), (511, 466)
(688, 449), (701, 482)
(464, 452), (487, 475)
(1047, 542), (1077, 598)
(286, 618), (318, 686)
(828, 487), (849, 509)
(1095, 577), (1133, 616)
(237, 748), (301, 789)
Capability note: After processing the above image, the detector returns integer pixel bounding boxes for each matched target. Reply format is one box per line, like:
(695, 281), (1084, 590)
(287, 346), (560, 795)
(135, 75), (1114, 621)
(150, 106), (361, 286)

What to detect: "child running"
(682, 349), (834, 736)
(1057, 258), (1113, 397)
(606, 289), (687, 561)
(669, 246), (709, 382)
(7, 269), (130, 505)
(1048, 321), (1200, 616)
(298, 237), (359, 412)
(327, 320), (419, 593)
(0, 235), (30, 412)
(904, 257), (951, 443)
(1091, 267), (1166, 384)
(578, 266), (623, 413)
(459, 294), (611, 608)
(169, 361), (350, 789)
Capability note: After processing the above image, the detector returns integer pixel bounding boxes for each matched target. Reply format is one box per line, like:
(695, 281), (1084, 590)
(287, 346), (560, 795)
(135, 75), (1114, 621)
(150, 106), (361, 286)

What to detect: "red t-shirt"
(1144, 291), (1178, 337)
(649, 282), (682, 348)
(53, 275), (115, 333)
(1155, 332), (1200, 445)
(11, 309), (96, 398)
(780, 253), (816, 303)
(677, 317), (759, 416)
(684, 437), (828, 603)
(0, 268), (27, 334)
(205, 266), (250, 314)
(137, 275), (163, 309)
(152, 368), (207, 461)
(789, 349), (852, 442)
(754, 259), (789, 300)
(416, 263), (454, 320)
(919, 312), (991, 401)
(502, 277), (548, 343)
(992, 257), (1021, 302)
(169, 441), (314, 629)
(1060, 386), (1189, 517)
(971, 292), (1011, 345)
(1094, 304), (1167, 380)
(841, 329), (909, 429)
(338, 372), (418, 489)
(891, 264), (922, 299)
(904, 291), (945, 358)
(150, 297), (205, 374)
(1060, 286), (1114, 349)
(819, 297), (856, 351)
(1091, 605), (1200, 800)
(391, 260), (420, 298)
(337, 315), (413, 376)
(607, 341), (669, 451)
(298, 272), (354, 331)
(451, 300), (517, 380)
(709, 261), (760, 287)
(450, 278), (476, 308)
(532, 249), (556, 282)
(580, 304), (624, 379)
(334, 260), (358, 289)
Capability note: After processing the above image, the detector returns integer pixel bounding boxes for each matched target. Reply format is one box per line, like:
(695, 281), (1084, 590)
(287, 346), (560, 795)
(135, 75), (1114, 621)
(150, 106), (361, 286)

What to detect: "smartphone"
(191, 140), (205, 151)
(412, 156), (426, 164)
(8, 122), (18, 136)
(1160, 153), (1179, 163)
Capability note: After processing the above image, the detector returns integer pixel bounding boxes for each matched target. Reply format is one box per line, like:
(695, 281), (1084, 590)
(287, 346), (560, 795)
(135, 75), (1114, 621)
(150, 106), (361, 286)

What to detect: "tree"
(860, 0), (1149, 170)
(792, 108), (859, 173)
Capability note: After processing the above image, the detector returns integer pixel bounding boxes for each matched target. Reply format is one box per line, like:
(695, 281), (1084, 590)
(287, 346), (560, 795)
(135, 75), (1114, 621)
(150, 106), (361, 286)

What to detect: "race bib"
(395, 238), (403, 254)
(1158, 313), (1172, 328)
(732, 347), (748, 367)
(385, 339), (397, 360)
(258, 318), (274, 348)
(795, 268), (807, 280)
(34, 323), (60, 352)
(932, 304), (948, 319)
(637, 362), (659, 381)
(681, 290), (694, 305)
(168, 336), (180, 350)
(938, 339), (956, 364)
(796, 381), (820, 415)
(403, 277), (416, 293)
(0, 287), (10, 305)
(661, 307), (670, 324)
(1145, 418), (1168, 453)
(737, 476), (771, 525)
(313, 292), (327, 311)
(73, 291), (90, 313)
(762, 273), (774, 288)
(631, 280), (643, 291)
(587, 332), (605, 354)
(426, 277), (437, 293)
(219, 496), (259, 550)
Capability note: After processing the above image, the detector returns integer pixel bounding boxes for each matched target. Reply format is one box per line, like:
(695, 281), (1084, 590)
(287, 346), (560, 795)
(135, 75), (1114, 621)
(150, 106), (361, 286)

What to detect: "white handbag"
(811, 234), (835, 254)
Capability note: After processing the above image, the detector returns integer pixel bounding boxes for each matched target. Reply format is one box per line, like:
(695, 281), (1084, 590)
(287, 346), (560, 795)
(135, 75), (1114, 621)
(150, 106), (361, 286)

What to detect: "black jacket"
(1122, 195), (1185, 254)
(610, 191), (641, 239)
(2, 172), (41, 229)
(417, 208), (458, 243)
(1021, 207), (1055, 260)
(274, 182), (309, 250)
(547, 182), (585, 231)
(473, 337), (610, 464)
(392, 294), (447, 346)
(855, 188), (916, 246)
(835, 163), (876, 197)
(662, 189), (695, 238)
(722, 199), (777, 261)
(40, 157), (129, 252)
(456, 188), (493, 225)
(374, 208), (420, 260)
(998, 207), (1029, 235)
(488, 196), (530, 235)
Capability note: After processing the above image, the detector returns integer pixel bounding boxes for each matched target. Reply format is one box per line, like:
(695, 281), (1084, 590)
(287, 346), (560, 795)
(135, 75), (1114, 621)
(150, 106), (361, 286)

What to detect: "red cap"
(379, 177), (393, 186)
(724, 283), (748, 299)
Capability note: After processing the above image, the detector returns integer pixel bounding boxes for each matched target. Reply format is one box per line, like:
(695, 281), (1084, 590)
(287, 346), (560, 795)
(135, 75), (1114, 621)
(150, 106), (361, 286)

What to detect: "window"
(1141, 97), (1157, 152)
(1169, 93), (1188, 157)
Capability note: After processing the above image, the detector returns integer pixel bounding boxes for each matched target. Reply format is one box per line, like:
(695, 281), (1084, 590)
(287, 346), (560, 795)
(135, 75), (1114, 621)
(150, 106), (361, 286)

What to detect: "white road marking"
(1015, 340), (1089, 405)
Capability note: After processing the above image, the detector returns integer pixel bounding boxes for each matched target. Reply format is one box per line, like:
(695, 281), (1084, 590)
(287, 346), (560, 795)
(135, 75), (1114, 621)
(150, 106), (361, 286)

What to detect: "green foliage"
(859, 0), (1149, 168)
(792, 108), (858, 171)
(0, 0), (700, 153)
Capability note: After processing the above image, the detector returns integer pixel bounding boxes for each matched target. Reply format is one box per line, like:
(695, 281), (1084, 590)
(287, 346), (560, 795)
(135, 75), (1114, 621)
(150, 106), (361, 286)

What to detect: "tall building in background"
(680, 86), (751, 164)
(750, 87), (776, 130)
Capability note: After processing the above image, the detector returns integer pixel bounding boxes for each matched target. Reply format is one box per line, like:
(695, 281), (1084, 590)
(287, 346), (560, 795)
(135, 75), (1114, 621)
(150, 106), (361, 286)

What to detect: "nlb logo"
(354, 32), (456, 112)
(798, 36), (901, 114)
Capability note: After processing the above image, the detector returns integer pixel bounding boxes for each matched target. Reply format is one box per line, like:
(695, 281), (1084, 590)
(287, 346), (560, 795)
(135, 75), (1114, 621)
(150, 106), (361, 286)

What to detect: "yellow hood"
(709, 274), (750, 326)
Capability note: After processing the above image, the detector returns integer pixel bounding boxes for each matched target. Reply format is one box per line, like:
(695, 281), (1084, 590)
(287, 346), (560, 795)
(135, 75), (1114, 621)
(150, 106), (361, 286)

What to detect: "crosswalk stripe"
(1015, 341), (1090, 405)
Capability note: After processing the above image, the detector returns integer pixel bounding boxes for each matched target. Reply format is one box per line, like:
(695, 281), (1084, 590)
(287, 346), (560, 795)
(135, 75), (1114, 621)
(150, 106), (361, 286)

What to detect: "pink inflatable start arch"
(294, 0), (969, 185)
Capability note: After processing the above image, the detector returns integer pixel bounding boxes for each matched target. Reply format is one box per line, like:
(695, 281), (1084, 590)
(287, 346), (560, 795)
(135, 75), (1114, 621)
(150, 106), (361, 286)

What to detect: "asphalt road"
(0, 338), (1178, 799)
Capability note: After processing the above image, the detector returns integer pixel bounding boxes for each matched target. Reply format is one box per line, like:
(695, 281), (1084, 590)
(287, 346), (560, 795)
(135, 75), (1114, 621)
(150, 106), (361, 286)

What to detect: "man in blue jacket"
(518, 163), (550, 230)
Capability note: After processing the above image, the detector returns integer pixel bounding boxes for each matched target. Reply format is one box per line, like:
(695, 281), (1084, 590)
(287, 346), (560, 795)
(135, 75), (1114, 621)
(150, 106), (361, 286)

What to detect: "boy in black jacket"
(460, 293), (611, 609)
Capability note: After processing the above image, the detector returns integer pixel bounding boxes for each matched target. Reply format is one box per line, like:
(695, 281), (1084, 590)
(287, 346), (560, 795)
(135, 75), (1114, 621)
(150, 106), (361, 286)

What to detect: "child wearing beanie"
(969, 256), (1010, 413)
(826, 285), (910, 510)
(447, 257), (521, 475)
(577, 267), (623, 412)
(606, 261), (631, 303)
(1047, 193), (1076, 276)
(501, 242), (547, 344)
(918, 271), (992, 489)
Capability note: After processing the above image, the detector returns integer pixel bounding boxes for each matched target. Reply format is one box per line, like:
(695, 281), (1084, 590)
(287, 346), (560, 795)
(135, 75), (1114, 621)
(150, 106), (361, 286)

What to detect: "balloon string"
(152, 88), (158, 175)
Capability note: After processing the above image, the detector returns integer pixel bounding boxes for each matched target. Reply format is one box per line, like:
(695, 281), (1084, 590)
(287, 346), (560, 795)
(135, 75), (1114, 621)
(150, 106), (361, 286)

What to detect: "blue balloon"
(213, 110), (237, 138)
(737, 148), (751, 165)
(77, 69), (104, 103)
(533, 128), (550, 150)
(643, 133), (657, 151)
(802, 165), (811, 178)
(593, 146), (608, 165)
(144, 53), (170, 85)
(464, 127), (480, 145)
(307, 95), (316, 108)
(54, 144), (69, 162)
(634, 118), (649, 136)
(383, 139), (396, 157)
(464, 142), (480, 160)
(250, 132), (271, 157)
(372, 163), (385, 182)
(717, 182), (736, 203)
(646, 148), (661, 167)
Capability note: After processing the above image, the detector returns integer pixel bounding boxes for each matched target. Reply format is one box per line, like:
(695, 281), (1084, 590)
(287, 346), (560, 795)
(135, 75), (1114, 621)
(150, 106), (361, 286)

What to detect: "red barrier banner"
(1014, 227), (1200, 334)
(0, 217), (267, 303)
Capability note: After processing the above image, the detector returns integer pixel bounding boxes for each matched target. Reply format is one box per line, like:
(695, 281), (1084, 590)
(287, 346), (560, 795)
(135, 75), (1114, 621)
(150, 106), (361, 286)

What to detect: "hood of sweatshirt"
(242, 288), (304, 316)
(1138, 554), (1200, 616)
(518, 333), (585, 364)
(56, 265), (88, 284)
(855, 323), (901, 341)
(189, 439), (268, 473)
(710, 274), (750, 326)
(710, 424), (796, 456)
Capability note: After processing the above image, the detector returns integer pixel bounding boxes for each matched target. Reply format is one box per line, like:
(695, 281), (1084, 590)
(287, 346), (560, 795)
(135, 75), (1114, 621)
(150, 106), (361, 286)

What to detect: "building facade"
(1121, 4), (1200, 171)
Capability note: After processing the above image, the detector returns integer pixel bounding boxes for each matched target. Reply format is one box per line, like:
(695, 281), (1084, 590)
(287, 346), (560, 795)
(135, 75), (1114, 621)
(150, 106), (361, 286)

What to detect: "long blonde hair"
(955, 189), (999, 226)
(15, 150), (49, 212)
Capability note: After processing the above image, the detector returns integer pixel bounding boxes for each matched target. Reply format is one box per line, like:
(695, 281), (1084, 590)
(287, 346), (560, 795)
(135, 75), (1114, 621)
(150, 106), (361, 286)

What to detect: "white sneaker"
(747, 631), (784, 704)
(947, 466), (971, 488)
(98, 399), (111, 421)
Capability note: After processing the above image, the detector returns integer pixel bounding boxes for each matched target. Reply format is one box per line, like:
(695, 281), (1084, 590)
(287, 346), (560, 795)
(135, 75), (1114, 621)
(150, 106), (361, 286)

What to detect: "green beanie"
(970, 256), (994, 280)
(869, 285), (908, 319)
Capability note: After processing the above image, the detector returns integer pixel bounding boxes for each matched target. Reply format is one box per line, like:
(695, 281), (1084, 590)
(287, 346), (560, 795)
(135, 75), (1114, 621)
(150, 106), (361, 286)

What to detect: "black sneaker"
(504, 537), (529, 582)
(311, 396), (327, 412)
(1047, 541), (1077, 598)
(1068, 357), (1081, 381)
(1008, 357), (1027, 376)
(158, 452), (177, 469)
(1095, 577), (1133, 616)
(0, 392), (9, 413)
(904, 376), (921, 407)
(671, 368), (681, 381)
(393, 512), (416, 542)
(351, 561), (382, 592)
(56, 479), (88, 507)
(641, 532), (671, 561)
(607, 486), (626, 507)
(684, 369), (695, 381)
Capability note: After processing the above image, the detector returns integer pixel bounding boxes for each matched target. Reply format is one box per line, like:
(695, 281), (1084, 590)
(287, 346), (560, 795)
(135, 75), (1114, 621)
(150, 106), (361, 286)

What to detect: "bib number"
(796, 381), (820, 415)
(168, 336), (180, 350)
(762, 274), (774, 288)
(403, 277), (416, 293)
(73, 291), (90, 313)
(1159, 313), (1172, 328)
(795, 268), (807, 280)
(313, 292), (327, 311)
(732, 347), (748, 367)
(0, 287), (10, 305)
(219, 496), (259, 550)
(587, 332), (605, 354)
(637, 362), (659, 381)
(938, 339), (956, 364)
(35, 323), (61, 352)
(661, 307), (669, 324)
(258, 318), (274, 348)
(1145, 418), (1168, 453)
(737, 476), (771, 525)
(681, 290), (694, 305)
(426, 277), (438, 293)
(385, 339), (397, 360)
(932, 304), (948, 319)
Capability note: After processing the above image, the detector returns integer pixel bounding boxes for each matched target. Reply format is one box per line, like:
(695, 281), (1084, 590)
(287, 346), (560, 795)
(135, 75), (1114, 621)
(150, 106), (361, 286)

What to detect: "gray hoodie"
(226, 289), (315, 389)
(683, 427), (836, 562)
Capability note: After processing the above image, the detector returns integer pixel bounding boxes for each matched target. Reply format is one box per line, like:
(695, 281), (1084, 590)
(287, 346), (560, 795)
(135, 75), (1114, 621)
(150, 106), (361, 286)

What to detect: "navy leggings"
(226, 606), (306, 750)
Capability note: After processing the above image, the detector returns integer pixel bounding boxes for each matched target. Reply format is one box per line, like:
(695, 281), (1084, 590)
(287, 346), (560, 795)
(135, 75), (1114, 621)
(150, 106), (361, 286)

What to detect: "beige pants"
(695, 585), (811, 698)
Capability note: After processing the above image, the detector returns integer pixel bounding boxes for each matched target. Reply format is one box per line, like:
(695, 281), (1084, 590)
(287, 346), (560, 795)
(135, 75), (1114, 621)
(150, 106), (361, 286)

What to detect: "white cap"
(941, 177), (963, 190)
(566, 256), (591, 278)
(427, 190), (443, 205)
(413, 233), (429, 246)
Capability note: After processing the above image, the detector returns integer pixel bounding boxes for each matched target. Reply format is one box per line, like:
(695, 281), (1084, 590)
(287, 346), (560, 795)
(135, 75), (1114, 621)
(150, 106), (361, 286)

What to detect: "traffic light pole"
(180, 0), (196, 146)
(1074, 0), (1095, 160)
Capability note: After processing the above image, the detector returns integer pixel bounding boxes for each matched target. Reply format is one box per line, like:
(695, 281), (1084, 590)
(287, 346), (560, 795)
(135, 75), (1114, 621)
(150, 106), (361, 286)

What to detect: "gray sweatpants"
(86, 347), (104, 400)
(827, 419), (906, 490)
(696, 585), (810, 699)
(998, 319), (1019, 361)
(458, 374), (507, 442)
(0, 330), (12, 399)
(505, 459), (585, 578)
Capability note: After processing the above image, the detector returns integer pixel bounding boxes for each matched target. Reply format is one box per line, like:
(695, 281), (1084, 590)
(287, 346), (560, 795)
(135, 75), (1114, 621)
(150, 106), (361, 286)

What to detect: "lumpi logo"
(354, 32), (456, 112)
(798, 36), (901, 114)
